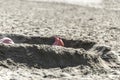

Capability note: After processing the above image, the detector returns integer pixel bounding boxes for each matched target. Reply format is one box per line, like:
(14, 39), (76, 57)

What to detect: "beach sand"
(0, 0), (120, 80)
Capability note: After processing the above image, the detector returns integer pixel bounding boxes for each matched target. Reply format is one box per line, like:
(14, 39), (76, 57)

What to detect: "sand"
(0, 0), (120, 80)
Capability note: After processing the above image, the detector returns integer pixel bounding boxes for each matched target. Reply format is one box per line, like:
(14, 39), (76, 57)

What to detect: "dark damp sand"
(0, 0), (120, 80)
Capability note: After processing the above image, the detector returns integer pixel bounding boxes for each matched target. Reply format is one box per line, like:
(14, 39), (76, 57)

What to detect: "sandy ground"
(0, 0), (120, 80)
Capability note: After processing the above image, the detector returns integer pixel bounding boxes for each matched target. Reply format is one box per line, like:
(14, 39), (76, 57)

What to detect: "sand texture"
(0, 0), (120, 80)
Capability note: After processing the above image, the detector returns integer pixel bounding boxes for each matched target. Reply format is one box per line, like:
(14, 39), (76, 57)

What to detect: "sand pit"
(0, 33), (119, 80)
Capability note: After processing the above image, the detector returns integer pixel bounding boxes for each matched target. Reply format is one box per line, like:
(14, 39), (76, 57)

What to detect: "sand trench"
(0, 33), (119, 70)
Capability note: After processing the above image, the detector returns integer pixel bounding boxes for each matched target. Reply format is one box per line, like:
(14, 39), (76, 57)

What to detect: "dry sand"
(0, 0), (120, 80)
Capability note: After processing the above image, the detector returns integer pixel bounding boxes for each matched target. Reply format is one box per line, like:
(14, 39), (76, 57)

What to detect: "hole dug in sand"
(1, 33), (96, 50)
(0, 33), (118, 69)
